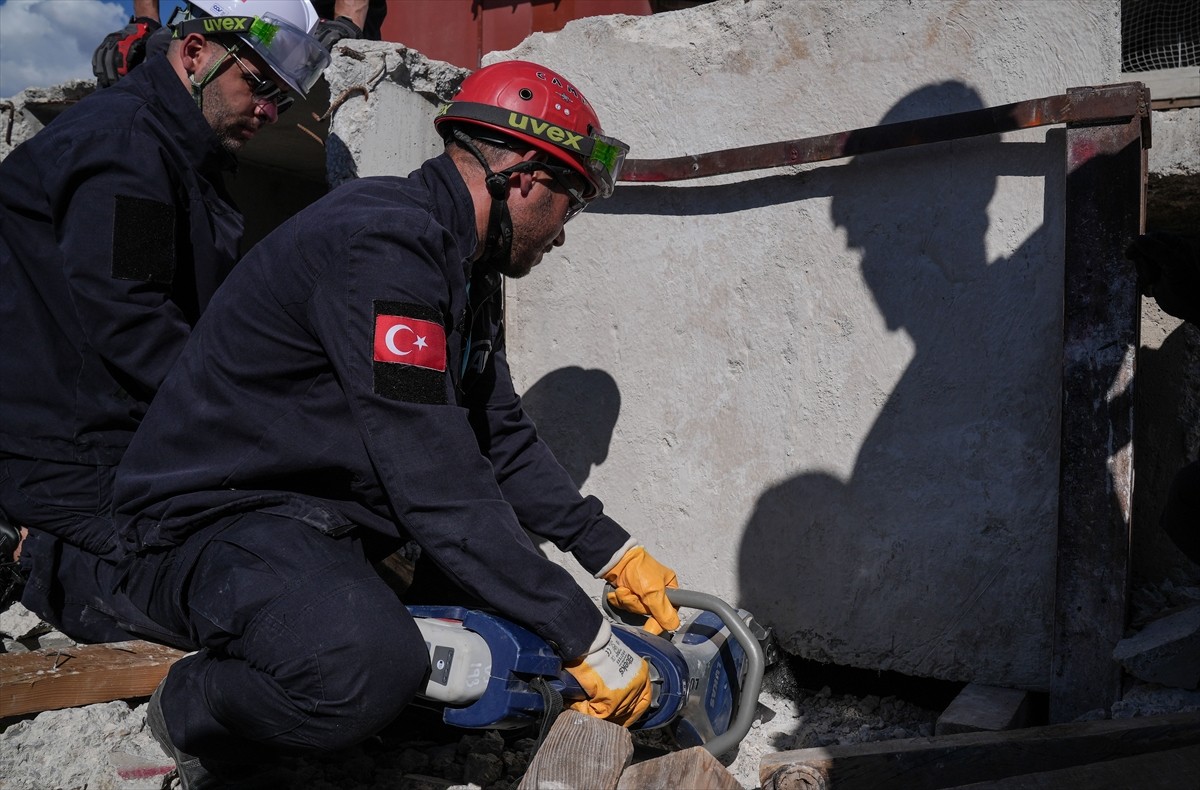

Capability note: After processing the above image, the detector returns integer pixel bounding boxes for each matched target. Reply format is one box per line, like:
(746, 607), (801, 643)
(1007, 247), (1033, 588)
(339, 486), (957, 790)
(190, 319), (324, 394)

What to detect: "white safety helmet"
(176, 0), (330, 96)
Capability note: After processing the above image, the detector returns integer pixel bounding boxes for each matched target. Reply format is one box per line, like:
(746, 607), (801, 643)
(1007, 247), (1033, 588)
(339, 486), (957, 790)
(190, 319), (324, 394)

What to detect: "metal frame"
(619, 83), (1151, 721)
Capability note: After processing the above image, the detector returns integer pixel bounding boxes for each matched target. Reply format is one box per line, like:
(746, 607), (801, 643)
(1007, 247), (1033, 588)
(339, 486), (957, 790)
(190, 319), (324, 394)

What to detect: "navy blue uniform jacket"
(0, 56), (242, 469)
(114, 155), (628, 658)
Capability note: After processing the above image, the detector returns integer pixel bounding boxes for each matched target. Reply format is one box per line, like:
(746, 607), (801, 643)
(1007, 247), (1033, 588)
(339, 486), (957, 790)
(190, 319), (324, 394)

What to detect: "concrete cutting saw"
(409, 589), (769, 756)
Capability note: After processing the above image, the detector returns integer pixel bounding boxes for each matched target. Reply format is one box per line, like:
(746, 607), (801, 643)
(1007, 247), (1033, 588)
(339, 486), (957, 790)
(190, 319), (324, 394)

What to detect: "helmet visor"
(582, 133), (629, 199)
(243, 13), (330, 96)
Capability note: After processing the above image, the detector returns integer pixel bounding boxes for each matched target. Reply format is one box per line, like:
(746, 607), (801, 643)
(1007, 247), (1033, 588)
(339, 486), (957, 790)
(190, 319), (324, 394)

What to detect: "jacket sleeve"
(306, 218), (604, 659)
(51, 126), (195, 399)
(465, 346), (632, 576)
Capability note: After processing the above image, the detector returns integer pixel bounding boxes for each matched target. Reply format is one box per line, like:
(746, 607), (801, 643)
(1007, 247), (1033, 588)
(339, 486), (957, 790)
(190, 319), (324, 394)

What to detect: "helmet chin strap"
(453, 129), (516, 269)
(188, 43), (234, 112)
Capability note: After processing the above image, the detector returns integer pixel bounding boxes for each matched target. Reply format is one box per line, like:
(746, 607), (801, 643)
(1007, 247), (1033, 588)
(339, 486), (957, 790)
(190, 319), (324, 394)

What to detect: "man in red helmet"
(110, 60), (679, 783)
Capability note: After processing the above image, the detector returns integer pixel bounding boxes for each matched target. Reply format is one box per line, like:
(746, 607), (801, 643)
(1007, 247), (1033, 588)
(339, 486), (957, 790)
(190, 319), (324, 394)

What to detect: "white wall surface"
(489, 0), (1121, 689)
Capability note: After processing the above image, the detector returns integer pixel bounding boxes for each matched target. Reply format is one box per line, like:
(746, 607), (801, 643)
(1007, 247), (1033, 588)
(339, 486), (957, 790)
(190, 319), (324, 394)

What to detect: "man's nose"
(255, 100), (279, 124)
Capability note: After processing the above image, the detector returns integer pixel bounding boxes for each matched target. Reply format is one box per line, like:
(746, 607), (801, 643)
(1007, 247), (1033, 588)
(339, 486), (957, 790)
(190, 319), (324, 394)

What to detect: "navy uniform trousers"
(119, 510), (449, 761)
(0, 455), (141, 643)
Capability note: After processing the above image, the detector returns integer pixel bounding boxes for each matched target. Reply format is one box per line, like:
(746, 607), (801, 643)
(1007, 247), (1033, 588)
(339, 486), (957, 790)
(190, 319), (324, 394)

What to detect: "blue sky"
(0, 0), (186, 97)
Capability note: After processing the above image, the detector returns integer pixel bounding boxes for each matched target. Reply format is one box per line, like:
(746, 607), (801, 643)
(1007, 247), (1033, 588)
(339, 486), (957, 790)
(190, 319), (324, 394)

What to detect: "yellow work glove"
(564, 622), (652, 727)
(601, 545), (681, 635)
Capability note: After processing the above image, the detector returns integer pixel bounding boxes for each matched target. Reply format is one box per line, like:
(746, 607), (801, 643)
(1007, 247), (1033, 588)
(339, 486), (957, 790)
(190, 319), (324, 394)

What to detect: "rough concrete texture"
(0, 80), (95, 161)
(1115, 603), (1200, 690)
(323, 41), (468, 186)
(1148, 107), (1200, 177)
(934, 683), (1032, 735)
(475, 0), (1121, 689)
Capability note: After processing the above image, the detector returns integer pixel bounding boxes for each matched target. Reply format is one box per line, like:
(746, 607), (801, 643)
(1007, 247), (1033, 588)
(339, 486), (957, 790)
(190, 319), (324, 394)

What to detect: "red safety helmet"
(435, 60), (629, 201)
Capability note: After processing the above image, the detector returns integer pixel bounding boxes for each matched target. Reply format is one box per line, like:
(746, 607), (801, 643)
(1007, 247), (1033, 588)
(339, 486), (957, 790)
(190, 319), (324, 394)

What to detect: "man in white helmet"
(93, 0), (386, 87)
(0, 0), (331, 642)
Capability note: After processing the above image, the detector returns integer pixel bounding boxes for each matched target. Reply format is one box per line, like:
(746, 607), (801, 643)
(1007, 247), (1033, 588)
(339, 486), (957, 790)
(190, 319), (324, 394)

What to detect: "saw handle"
(665, 588), (766, 757)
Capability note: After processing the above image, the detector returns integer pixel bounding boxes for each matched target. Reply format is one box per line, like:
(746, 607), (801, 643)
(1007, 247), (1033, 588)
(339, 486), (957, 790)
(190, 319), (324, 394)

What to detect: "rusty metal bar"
(1050, 84), (1149, 723)
(621, 82), (1148, 182)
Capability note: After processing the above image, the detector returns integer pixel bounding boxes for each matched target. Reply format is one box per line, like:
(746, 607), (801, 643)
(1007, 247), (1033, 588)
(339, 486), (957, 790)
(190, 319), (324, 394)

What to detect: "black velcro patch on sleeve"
(373, 300), (448, 405)
(111, 194), (176, 284)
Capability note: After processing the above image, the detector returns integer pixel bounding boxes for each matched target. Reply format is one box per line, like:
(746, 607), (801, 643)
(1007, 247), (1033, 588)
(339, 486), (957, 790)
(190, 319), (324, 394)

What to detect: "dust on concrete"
(6, 600), (1200, 790)
(1, 602), (940, 790)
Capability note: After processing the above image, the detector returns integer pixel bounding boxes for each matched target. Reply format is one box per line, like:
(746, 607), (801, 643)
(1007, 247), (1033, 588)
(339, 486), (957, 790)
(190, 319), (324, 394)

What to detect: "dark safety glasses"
(224, 46), (294, 115)
(536, 162), (589, 222)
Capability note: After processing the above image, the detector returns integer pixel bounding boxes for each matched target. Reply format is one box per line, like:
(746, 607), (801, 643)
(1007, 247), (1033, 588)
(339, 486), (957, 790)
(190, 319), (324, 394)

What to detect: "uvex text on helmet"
(178, 0), (330, 96)
(433, 60), (630, 200)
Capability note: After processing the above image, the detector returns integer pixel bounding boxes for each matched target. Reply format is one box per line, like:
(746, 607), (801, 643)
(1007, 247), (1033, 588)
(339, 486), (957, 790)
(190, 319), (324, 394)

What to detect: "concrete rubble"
(1116, 602), (1200, 690)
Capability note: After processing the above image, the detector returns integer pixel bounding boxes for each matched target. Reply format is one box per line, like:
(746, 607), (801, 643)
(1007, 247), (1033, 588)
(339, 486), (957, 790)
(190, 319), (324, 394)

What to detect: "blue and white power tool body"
(408, 589), (767, 755)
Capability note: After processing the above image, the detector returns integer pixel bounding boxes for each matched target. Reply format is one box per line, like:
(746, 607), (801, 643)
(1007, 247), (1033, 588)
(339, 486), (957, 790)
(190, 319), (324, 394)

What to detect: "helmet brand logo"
(201, 16), (250, 33)
(506, 112), (583, 151)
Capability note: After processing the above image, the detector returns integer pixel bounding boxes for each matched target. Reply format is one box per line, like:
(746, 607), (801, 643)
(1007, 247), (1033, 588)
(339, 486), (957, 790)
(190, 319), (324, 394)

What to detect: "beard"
(493, 189), (561, 279)
(201, 82), (256, 154)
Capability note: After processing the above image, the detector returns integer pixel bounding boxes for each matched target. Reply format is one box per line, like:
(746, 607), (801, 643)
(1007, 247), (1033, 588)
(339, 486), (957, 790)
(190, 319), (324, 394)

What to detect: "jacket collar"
(125, 54), (239, 174)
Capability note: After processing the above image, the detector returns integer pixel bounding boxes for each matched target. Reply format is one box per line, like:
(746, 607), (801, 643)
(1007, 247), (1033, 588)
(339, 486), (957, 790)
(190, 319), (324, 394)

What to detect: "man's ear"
(178, 33), (209, 78)
(516, 169), (536, 198)
(516, 148), (541, 198)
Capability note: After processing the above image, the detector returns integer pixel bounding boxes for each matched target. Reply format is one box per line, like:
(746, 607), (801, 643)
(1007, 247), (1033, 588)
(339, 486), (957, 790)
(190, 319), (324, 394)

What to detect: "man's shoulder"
(34, 85), (167, 151)
(319, 175), (442, 231)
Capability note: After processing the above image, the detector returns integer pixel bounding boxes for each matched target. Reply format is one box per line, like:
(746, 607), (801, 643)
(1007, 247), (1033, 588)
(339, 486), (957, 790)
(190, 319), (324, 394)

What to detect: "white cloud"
(0, 0), (128, 97)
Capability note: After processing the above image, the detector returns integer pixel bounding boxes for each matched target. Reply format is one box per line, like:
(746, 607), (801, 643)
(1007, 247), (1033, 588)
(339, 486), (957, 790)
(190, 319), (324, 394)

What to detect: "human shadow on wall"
(521, 366), (621, 489)
(1133, 320), (1200, 597)
(737, 82), (1065, 688)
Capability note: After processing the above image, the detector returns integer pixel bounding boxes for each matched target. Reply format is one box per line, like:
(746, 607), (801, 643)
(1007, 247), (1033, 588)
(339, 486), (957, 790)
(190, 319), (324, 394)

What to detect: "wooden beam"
(759, 712), (1200, 790)
(617, 746), (743, 790)
(942, 743), (1200, 789)
(517, 710), (632, 790)
(0, 640), (184, 718)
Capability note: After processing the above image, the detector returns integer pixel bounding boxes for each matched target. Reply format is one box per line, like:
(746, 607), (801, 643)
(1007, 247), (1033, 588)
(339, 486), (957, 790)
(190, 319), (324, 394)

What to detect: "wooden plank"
(617, 746), (742, 790)
(1051, 85), (1148, 723)
(517, 710), (632, 790)
(0, 640), (184, 717)
(759, 712), (1200, 790)
(943, 743), (1200, 789)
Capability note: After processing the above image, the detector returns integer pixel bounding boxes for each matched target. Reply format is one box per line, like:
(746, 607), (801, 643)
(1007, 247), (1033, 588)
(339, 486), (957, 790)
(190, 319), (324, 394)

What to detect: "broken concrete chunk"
(935, 683), (1033, 735)
(1114, 602), (1200, 689)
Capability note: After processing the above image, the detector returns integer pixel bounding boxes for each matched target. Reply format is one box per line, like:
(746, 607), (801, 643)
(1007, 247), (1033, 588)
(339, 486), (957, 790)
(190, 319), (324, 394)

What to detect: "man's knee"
(311, 609), (430, 747)
(192, 526), (430, 749)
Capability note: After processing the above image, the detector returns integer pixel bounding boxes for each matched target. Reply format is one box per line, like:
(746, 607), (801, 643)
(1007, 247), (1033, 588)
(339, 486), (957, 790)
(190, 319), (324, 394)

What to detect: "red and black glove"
(313, 16), (364, 51)
(92, 16), (162, 88)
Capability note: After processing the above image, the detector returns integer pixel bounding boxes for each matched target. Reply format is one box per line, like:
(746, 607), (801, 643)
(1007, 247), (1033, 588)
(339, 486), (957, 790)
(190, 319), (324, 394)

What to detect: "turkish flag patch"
(374, 314), (447, 372)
